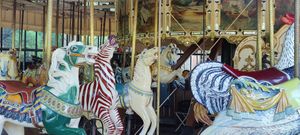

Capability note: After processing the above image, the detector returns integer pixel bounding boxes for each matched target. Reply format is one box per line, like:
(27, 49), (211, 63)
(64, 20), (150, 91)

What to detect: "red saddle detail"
(222, 64), (289, 85)
(0, 81), (39, 104)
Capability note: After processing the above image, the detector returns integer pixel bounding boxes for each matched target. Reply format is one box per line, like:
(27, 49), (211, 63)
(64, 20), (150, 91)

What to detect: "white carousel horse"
(152, 43), (183, 83)
(125, 47), (158, 135)
(201, 77), (300, 134)
(116, 47), (159, 135)
(121, 43), (183, 84)
(0, 49), (19, 80)
(0, 42), (98, 135)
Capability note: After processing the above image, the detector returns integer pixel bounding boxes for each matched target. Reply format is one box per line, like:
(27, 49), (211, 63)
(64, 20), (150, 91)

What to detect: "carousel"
(0, 0), (300, 135)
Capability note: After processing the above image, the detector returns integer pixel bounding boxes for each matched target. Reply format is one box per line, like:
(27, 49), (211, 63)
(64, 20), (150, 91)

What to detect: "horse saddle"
(0, 81), (39, 104)
(228, 77), (299, 121)
(223, 64), (290, 85)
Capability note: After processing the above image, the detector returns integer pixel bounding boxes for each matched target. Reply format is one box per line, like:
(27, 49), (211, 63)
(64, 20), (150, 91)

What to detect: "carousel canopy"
(0, 0), (116, 35)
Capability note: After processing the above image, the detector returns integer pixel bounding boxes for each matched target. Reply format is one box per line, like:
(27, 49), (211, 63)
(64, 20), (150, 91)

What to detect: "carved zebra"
(77, 36), (123, 135)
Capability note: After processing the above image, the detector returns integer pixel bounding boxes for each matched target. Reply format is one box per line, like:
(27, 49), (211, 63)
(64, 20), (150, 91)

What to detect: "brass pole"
(90, 0), (94, 45)
(12, 0), (16, 49)
(156, 0), (162, 134)
(130, 0), (138, 79)
(256, 0), (262, 70)
(295, 0), (300, 77)
(45, 0), (53, 68)
(154, 0), (158, 47)
(269, 0), (274, 66)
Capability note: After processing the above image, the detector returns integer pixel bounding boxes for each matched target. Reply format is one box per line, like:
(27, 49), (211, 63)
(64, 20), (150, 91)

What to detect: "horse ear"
(142, 48), (147, 54)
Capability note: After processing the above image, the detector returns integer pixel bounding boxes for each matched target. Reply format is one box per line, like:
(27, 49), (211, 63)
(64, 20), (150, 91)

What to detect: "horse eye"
(71, 46), (78, 51)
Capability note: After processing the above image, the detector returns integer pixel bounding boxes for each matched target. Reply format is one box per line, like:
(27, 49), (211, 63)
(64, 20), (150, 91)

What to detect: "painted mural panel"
(221, 0), (257, 30)
(137, 0), (156, 33)
(221, 0), (295, 31)
(171, 0), (205, 32)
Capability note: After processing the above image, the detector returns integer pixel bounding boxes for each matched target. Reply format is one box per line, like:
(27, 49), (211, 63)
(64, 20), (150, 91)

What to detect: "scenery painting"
(137, 0), (156, 33)
(221, 0), (295, 31)
(171, 0), (205, 32)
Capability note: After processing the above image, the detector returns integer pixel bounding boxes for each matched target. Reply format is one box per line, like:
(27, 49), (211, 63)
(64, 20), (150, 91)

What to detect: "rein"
(128, 82), (153, 97)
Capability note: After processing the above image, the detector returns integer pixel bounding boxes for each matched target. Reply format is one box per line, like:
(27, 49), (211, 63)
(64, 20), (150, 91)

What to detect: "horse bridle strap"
(128, 83), (153, 97)
(160, 65), (173, 73)
(69, 53), (85, 57)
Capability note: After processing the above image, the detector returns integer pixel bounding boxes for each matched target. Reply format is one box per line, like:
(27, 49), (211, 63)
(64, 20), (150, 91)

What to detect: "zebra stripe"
(79, 43), (123, 134)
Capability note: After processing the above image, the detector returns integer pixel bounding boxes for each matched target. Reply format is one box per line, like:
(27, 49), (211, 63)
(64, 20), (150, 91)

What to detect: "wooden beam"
(171, 39), (207, 70)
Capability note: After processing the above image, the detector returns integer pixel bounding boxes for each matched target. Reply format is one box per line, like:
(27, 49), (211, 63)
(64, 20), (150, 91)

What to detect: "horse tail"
(190, 61), (234, 114)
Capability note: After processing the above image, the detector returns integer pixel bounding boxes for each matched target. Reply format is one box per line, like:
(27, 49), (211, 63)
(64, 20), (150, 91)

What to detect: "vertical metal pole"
(154, 0), (158, 47)
(62, 0), (65, 46)
(100, 18), (102, 44)
(90, 0), (95, 45)
(0, 0), (2, 52)
(45, 0), (53, 68)
(130, 0), (138, 79)
(102, 11), (107, 44)
(69, 6), (72, 41)
(19, 9), (24, 69)
(35, 32), (38, 57)
(295, 0), (300, 78)
(0, 0), (2, 31)
(80, 2), (83, 39)
(77, 1), (80, 41)
(157, 0), (162, 134)
(202, 0), (206, 62)
(12, 0), (16, 49)
(269, 0), (274, 66)
(256, 0), (262, 70)
(97, 36), (100, 48)
(23, 30), (26, 71)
